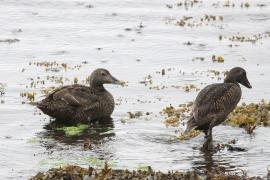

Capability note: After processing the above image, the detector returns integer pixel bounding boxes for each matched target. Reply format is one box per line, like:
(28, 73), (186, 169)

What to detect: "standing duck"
(37, 68), (122, 123)
(185, 67), (252, 146)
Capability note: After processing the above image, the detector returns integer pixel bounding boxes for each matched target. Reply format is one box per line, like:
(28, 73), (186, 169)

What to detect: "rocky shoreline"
(31, 164), (269, 180)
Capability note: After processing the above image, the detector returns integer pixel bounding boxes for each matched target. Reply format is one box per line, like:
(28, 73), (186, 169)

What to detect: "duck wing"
(46, 84), (98, 107)
(193, 83), (241, 126)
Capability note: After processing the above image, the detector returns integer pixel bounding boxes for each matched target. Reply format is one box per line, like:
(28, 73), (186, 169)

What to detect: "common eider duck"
(185, 67), (252, 146)
(37, 68), (122, 123)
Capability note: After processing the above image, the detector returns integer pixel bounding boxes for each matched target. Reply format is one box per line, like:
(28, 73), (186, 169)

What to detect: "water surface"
(0, 0), (270, 179)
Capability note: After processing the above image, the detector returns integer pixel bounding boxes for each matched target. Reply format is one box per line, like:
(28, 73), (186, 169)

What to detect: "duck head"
(90, 68), (122, 87)
(224, 67), (252, 88)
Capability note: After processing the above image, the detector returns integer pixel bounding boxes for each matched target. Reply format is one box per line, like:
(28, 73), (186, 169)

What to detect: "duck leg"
(206, 126), (213, 142)
(202, 126), (213, 151)
(203, 129), (208, 139)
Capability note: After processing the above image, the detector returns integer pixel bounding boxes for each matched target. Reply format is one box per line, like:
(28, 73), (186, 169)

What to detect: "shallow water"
(1, 0), (270, 179)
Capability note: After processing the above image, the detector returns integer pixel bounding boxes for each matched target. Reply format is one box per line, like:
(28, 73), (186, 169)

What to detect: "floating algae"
(28, 61), (82, 72)
(219, 32), (270, 44)
(226, 100), (270, 134)
(57, 124), (89, 136)
(20, 92), (37, 102)
(163, 103), (193, 127)
(27, 137), (39, 144)
(79, 157), (111, 168)
(176, 14), (224, 28)
(212, 55), (225, 63)
(38, 158), (68, 168)
(127, 111), (143, 119)
(163, 103), (201, 140)
(164, 116), (180, 127)
(176, 0), (203, 10)
(178, 129), (200, 141)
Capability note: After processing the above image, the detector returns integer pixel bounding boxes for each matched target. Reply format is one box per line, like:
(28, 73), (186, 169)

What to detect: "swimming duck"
(37, 68), (122, 123)
(185, 67), (252, 145)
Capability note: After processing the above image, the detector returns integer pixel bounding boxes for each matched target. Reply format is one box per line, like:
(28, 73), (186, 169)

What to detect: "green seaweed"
(79, 156), (117, 168)
(57, 124), (89, 136)
(38, 158), (68, 168)
(27, 137), (39, 144)
(79, 156), (104, 167)
(137, 164), (150, 171)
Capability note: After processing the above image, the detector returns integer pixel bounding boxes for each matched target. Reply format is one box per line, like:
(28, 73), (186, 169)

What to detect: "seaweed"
(163, 103), (193, 127)
(226, 100), (270, 134)
(57, 124), (89, 136)
(30, 163), (268, 180)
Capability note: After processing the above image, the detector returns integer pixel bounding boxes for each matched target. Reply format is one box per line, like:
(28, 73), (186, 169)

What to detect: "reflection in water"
(192, 143), (237, 174)
(40, 118), (115, 147)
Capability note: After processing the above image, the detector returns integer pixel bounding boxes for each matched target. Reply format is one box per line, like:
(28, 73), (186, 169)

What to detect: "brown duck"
(185, 67), (252, 144)
(37, 68), (122, 123)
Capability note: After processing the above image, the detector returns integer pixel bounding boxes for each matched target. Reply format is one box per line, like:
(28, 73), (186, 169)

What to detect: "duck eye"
(101, 72), (106, 76)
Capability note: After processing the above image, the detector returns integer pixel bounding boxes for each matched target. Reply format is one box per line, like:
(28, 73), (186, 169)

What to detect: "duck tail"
(184, 116), (197, 134)
(28, 101), (49, 113)
(29, 100), (48, 111)
(28, 99), (46, 106)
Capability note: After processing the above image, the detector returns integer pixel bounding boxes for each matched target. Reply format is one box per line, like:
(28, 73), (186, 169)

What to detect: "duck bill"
(241, 76), (252, 89)
(110, 76), (122, 85)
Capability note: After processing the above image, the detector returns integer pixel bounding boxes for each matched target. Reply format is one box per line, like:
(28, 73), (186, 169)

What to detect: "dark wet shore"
(31, 164), (269, 180)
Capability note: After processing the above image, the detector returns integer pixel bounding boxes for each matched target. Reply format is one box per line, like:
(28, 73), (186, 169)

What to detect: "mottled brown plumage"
(185, 67), (252, 144)
(37, 68), (122, 123)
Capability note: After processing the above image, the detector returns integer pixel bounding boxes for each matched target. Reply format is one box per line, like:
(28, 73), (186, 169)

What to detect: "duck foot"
(225, 144), (247, 152)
